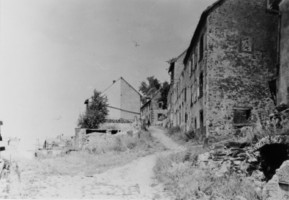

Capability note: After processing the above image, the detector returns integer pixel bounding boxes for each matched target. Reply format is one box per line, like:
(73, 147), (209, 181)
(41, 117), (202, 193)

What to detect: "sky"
(0, 0), (216, 149)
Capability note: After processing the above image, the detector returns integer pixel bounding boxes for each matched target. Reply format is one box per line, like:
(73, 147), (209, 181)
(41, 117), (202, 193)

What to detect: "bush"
(154, 149), (261, 200)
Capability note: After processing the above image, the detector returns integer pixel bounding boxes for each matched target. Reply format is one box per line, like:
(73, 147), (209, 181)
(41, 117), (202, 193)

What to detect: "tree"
(139, 76), (170, 108)
(139, 76), (161, 97)
(78, 90), (109, 129)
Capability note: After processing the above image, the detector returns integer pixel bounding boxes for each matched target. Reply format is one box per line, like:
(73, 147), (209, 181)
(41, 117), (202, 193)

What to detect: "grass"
(38, 130), (165, 176)
(154, 147), (261, 200)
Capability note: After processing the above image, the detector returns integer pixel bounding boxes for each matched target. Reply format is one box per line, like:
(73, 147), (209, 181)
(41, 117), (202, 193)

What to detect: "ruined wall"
(206, 0), (278, 139)
(278, 0), (289, 104)
(120, 79), (141, 120)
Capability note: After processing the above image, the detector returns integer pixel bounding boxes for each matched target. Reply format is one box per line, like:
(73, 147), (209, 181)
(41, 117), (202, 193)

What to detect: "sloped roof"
(120, 77), (142, 97)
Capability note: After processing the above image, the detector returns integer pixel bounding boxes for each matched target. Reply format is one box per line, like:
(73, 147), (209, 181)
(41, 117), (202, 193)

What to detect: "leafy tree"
(139, 76), (161, 97)
(78, 90), (108, 129)
(139, 76), (170, 109)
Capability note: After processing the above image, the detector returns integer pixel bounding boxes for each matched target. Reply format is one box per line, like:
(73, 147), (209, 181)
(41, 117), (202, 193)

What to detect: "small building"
(141, 90), (167, 126)
(168, 0), (280, 140)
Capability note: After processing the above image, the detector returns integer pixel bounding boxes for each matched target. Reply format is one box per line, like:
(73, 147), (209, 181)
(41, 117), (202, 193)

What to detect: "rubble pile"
(202, 141), (260, 176)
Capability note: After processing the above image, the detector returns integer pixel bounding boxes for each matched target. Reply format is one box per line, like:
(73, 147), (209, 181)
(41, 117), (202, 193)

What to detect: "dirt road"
(0, 127), (184, 199)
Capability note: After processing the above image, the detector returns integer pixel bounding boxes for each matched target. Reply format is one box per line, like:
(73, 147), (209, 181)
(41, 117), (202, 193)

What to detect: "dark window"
(185, 113), (188, 123)
(267, 0), (280, 11)
(233, 108), (251, 125)
(200, 110), (204, 128)
(199, 72), (203, 98)
(268, 79), (277, 105)
(195, 118), (197, 130)
(158, 114), (164, 121)
(199, 35), (204, 61)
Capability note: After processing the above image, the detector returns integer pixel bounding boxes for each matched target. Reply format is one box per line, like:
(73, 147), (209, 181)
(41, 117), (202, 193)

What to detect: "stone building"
(85, 77), (142, 121)
(168, 0), (280, 140)
(277, 0), (289, 105)
(141, 90), (167, 126)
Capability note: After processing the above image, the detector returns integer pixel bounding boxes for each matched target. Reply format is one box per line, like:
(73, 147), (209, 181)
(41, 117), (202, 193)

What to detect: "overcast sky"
(0, 0), (216, 149)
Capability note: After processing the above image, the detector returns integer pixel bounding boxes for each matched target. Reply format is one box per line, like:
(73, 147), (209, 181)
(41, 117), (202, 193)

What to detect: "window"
(184, 87), (187, 102)
(185, 113), (188, 123)
(191, 85), (193, 107)
(158, 102), (163, 109)
(240, 37), (253, 53)
(268, 79), (277, 105)
(233, 108), (251, 126)
(194, 50), (198, 69)
(200, 110), (204, 128)
(158, 113), (165, 121)
(195, 118), (197, 130)
(199, 72), (204, 98)
(199, 35), (204, 61)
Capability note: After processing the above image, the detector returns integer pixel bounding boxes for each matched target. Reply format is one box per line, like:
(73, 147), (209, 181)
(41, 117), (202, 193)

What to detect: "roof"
(120, 77), (143, 97)
(183, 0), (225, 65)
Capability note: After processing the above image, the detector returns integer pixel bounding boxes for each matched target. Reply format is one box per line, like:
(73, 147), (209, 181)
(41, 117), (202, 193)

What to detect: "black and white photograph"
(0, 0), (289, 199)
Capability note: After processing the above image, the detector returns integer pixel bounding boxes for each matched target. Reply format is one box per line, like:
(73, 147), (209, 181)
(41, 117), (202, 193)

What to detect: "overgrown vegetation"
(154, 148), (261, 200)
(166, 126), (204, 145)
(78, 90), (108, 129)
(139, 76), (170, 108)
(40, 130), (165, 176)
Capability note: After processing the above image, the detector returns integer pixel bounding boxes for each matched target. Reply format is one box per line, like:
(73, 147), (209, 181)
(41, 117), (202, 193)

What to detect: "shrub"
(78, 90), (108, 129)
(154, 150), (261, 200)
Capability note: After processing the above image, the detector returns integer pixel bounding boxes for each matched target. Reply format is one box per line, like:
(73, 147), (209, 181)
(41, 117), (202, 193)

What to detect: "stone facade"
(167, 51), (186, 129)
(141, 90), (167, 126)
(168, 0), (279, 140)
(278, 0), (289, 105)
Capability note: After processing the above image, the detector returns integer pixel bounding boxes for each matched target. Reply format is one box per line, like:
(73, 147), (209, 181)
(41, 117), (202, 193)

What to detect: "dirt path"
(1, 127), (184, 199)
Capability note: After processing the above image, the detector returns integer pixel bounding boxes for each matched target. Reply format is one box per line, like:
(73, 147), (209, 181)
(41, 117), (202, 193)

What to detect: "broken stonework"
(263, 160), (289, 200)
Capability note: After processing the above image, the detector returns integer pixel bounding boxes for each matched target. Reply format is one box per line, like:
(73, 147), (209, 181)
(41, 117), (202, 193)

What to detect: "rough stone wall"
(206, 0), (278, 139)
(278, 0), (289, 104)
(188, 26), (208, 136)
(120, 79), (141, 120)
(171, 53), (186, 127)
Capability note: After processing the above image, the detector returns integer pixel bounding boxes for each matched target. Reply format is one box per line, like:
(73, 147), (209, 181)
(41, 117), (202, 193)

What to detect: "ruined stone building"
(167, 0), (280, 140)
(141, 90), (167, 126)
(85, 77), (142, 121)
(277, 0), (289, 105)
